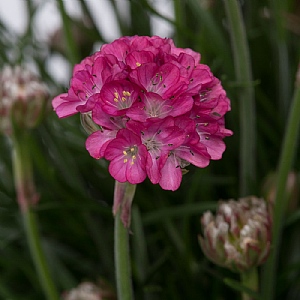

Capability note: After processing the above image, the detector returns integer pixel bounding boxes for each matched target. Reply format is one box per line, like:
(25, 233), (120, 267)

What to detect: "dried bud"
(199, 196), (272, 273)
(0, 65), (49, 135)
(62, 282), (101, 300)
(62, 281), (116, 300)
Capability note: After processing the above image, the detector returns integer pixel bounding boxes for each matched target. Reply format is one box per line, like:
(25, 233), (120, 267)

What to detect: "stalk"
(114, 181), (136, 300)
(12, 131), (59, 300)
(241, 268), (258, 300)
(223, 0), (256, 196)
(262, 75), (300, 300)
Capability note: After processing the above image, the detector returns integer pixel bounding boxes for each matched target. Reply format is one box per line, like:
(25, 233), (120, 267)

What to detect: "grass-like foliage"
(0, 0), (300, 299)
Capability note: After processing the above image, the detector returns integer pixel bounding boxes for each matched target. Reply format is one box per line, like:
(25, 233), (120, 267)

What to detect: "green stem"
(241, 268), (258, 300)
(223, 0), (256, 196)
(269, 0), (290, 119)
(262, 78), (300, 299)
(114, 211), (134, 300)
(12, 132), (59, 300)
(114, 181), (136, 300)
(56, 0), (80, 65)
(22, 207), (60, 300)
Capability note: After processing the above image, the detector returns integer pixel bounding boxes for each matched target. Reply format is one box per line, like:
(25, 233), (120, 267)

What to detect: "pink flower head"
(52, 35), (232, 191)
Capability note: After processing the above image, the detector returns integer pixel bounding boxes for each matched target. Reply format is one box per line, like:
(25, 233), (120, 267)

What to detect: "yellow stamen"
(114, 98), (119, 102)
(136, 62), (141, 67)
(124, 158), (128, 163)
(123, 91), (131, 97)
(114, 92), (119, 98)
(121, 97), (126, 102)
(123, 150), (127, 155)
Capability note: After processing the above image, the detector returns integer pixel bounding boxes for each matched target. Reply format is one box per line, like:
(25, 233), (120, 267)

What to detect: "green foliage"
(0, 0), (300, 299)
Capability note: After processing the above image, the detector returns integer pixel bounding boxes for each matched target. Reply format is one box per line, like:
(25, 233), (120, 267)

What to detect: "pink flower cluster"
(53, 36), (232, 191)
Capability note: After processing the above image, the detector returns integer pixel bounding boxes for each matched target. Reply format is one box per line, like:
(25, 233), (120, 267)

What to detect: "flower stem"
(269, 0), (290, 119)
(12, 131), (59, 300)
(114, 181), (136, 300)
(240, 268), (258, 300)
(223, 0), (256, 196)
(22, 207), (60, 300)
(114, 211), (134, 300)
(262, 75), (300, 299)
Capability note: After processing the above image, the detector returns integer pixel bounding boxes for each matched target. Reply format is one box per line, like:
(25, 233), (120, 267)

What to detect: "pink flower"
(104, 129), (148, 184)
(53, 35), (232, 191)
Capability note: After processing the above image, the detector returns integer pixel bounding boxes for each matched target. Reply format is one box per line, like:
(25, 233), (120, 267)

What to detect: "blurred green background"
(0, 0), (300, 299)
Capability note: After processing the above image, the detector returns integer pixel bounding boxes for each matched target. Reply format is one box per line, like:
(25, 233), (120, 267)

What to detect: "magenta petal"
(146, 151), (169, 184)
(146, 152), (160, 184)
(159, 155), (182, 191)
(73, 55), (95, 73)
(129, 62), (157, 90)
(85, 130), (117, 159)
(108, 151), (147, 184)
(104, 129), (147, 184)
(168, 95), (194, 117)
(100, 80), (141, 116)
(109, 157), (128, 182)
(125, 50), (155, 69)
(52, 94), (80, 118)
(100, 39), (130, 61)
(52, 93), (68, 110)
(126, 155), (147, 184)
(171, 46), (201, 65)
(148, 63), (181, 97)
(175, 144), (210, 168)
(92, 103), (129, 130)
(200, 135), (226, 160)
(127, 92), (175, 120)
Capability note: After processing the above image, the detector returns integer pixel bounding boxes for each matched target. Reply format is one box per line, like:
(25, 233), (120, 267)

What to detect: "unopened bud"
(62, 281), (116, 300)
(199, 196), (272, 272)
(80, 113), (101, 135)
(0, 65), (48, 135)
(63, 282), (101, 300)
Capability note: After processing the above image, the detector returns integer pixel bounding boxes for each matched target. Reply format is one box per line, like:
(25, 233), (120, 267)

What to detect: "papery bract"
(199, 196), (272, 273)
(0, 65), (48, 135)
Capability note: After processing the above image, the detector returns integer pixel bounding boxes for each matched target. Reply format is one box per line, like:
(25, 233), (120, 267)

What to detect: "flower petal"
(159, 154), (182, 191)
(85, 130), (117, 159)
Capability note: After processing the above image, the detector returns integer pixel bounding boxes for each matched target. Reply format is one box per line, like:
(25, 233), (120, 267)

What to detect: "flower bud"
(62, 282), (101, 300)
(62, 281), (116, 300)
(199, 196), (272, 272)
(0, 65), (48, 135)
(80, 113), (101, 135)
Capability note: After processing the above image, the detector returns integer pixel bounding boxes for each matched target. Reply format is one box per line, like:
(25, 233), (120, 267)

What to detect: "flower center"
(143, 93), (172, 119)
(113, 90), (132, 110)
(122, 145), (138, 165)
(143, 137), (161, 151)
